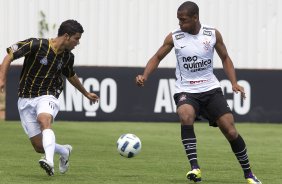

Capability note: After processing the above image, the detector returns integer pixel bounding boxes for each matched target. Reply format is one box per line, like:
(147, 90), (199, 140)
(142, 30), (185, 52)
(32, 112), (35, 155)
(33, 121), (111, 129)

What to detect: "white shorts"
(17, 95), (60, 138)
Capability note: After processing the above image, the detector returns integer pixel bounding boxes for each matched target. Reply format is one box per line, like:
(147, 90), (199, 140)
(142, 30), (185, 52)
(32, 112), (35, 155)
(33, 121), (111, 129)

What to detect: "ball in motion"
(117, 133), (142, 158)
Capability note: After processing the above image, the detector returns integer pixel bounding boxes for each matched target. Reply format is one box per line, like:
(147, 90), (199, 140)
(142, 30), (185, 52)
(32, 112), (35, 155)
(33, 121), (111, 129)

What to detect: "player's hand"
(232, 83), (246, 99)
(86, 92), (99, 103)
(135, 75), (145, 87)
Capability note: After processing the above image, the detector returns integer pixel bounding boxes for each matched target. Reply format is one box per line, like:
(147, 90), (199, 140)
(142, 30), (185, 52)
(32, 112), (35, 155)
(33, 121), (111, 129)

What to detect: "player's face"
(177, 10), (198, 34)
(65, 33), (82, 50)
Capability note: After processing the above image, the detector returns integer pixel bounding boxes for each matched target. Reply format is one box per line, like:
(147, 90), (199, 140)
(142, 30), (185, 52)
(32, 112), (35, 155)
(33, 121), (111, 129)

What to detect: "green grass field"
(0, 121), (281, 184)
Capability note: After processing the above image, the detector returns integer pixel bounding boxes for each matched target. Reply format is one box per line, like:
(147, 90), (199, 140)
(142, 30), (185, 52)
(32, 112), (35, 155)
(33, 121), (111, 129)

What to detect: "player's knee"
(177, 105), (196, 125)
(225, 129), (238, 141)
(179, 114), (194, 125)
(37, 113), (53, 129)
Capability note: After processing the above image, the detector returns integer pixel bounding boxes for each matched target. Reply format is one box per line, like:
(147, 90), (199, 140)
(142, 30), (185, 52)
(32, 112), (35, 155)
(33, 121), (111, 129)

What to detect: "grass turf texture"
(0, 121), (281, 184)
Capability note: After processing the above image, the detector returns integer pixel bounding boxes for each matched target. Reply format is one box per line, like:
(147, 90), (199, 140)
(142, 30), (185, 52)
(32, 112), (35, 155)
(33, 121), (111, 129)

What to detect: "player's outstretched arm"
(0, 54), (13, 93)
(136, 33), (174, 87)
(214, 29), (246, 99)
(67, 74), (99, 103)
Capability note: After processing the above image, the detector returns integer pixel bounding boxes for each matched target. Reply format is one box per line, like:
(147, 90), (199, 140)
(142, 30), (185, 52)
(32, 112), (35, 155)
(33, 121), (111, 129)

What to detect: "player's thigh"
(36, 95), (60, 125)
(205, 89), (238, 139)
(174, 93), (199, 125)
(205, 89), (232, 125)
(18, 98), (41, 138)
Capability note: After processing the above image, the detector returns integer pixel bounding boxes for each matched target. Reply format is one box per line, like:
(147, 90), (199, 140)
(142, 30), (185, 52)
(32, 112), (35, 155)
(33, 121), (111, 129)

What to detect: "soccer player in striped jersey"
(136, 1), (261, 184)
(0, 20), (99, 176)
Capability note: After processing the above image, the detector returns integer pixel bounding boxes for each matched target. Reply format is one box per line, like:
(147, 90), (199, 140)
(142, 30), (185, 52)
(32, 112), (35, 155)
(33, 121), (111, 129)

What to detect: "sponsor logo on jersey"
(189, 80), (208, 84)
(40, 57), (48, 65)
(182, 55), (212, 72)
(175, 33), (185, 40)
(203, 30), (212, 36)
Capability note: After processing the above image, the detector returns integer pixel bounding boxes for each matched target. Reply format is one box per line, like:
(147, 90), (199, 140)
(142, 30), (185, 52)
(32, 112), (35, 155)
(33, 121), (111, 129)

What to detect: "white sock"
(42, 129), (55, 166)
(55, 144), (69, 158)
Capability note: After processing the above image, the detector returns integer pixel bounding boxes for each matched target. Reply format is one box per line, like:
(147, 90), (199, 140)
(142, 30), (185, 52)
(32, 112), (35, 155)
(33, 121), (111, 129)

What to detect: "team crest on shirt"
(175, 33), (185, 40)
(40, 57), (48, 65)
(203, 40), (211, 51)
(10, 44), (19, 52)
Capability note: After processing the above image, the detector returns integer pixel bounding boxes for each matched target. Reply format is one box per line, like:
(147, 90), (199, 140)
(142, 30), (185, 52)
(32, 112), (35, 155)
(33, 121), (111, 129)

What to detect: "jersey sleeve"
(62, 52), (76, 78)
(6, 38), (35, 60)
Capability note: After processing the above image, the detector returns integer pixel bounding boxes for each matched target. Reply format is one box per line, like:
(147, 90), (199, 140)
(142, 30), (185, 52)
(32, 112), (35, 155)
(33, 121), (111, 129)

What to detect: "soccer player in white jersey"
(136, 1), (262, 184)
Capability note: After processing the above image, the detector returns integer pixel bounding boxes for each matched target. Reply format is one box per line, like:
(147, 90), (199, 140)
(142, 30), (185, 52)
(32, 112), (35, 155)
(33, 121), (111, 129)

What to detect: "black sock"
(181, 125), (199, 169)
(229, 134), (252, 177)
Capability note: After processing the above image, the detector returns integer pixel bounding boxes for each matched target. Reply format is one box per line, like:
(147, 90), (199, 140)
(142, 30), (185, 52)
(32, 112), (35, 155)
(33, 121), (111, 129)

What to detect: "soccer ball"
(116, 133), (142, 158)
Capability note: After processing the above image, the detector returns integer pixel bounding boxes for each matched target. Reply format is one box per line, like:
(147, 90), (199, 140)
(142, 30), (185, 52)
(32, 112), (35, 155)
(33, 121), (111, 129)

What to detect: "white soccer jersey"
(172, 25), (221, 93)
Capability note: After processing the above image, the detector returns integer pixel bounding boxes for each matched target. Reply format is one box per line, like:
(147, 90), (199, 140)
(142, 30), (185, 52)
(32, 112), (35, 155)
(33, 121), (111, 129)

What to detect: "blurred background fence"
(1, 0), (282, 68)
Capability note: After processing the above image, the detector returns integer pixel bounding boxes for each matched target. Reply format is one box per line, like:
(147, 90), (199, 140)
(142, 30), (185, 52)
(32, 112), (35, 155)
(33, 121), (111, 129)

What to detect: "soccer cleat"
(39, 158), (54, 176)
(59, 144), (73, 174)
(186, 168), (201, 182)
(246, 173), (262, 184)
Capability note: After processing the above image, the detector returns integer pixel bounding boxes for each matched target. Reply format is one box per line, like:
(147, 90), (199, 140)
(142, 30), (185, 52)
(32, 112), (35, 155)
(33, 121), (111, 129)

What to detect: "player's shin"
(42, 129), (56, 165)
(229, 134), (252, 177)
(181, 125), (199, 169)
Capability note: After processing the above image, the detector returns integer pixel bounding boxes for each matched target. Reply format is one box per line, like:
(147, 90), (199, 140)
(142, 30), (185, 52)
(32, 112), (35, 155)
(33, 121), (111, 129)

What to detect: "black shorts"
(173, 88), (232, 127)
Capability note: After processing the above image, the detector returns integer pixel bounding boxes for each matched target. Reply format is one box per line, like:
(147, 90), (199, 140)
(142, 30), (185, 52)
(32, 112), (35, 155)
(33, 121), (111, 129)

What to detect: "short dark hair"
(178, 1), (199, 17)
(58, 19), (84, 36)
